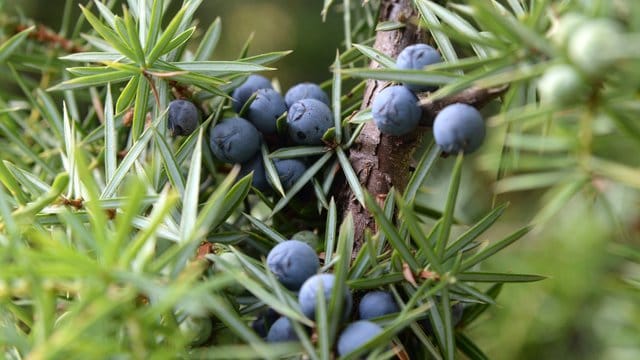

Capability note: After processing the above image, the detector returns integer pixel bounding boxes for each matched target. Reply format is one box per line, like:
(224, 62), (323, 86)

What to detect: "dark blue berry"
(432, 103), (485, 155)
(168, 99), (200, 136)
(231, 74), (273, 113)
(284, 82), (330, 108)
(337, 320), (383, 356)
(267, 240), (319, 290)
(287, 99), (334, 145)
(266, 317), (299, 342)
(358, 291), (399, 320)
(246, 88), (287, 135)
(396, 44), (442, 92)
(372, 85), (421, 136)
(239, 154), (269, 191)
(298, 273), (352, 321)
(209, 117), (261, 163)
(251, 308), (280, 338)
(272, 159), (307, 190)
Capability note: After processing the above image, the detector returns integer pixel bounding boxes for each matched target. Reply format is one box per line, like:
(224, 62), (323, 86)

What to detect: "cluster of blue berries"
(204, 242), (463, 352)
(371, 43), (441, 136)
(255, 239), (407, 356)
(371, 43), (486, 155)
(221, 75), (336, 192)
(165, 75), (336, 193)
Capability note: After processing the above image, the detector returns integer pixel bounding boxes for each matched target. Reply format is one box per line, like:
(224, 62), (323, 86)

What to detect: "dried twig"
(15, 24), (85, 53)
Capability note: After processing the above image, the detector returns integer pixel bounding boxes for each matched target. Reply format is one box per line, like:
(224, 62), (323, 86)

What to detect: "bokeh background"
(4, 1), (640, 359)
(7, 0), (344, 88)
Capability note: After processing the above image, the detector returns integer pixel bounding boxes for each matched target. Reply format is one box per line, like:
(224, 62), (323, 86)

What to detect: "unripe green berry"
(537, 64), (589, 106)
(568, 19), (623, 77)
(551, 12), (588, 47)
(179, 316), (212, 346)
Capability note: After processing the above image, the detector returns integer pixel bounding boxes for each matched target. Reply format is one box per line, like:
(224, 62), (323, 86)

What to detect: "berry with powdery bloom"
(337, 320), (384, 356)
(396, 43), (442, 92)
(209, 117), (261, 164)
(358, 291), (399, 320)
(168, 99), (200, 136)
(284, 82), (330, 108)
(271, 159), (307, 190)
(267, 240), (320, 291)
(433, 103), (485, 155)
(287, 98), (334, 145)
(551, 12), (588, 47)
(239, 154), (269, 191)
(372, 85), (421, 136)
(266, 317), (299, 343)
(231, 74), (273, 113)
(298, 273), (352, 321)
(246, 88), (287, 135)
(251, 308), (280, 338)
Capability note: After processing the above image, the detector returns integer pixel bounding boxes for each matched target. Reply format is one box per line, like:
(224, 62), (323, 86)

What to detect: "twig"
(15, 24), (85, 53)
(419, 84), (509, 126)
(336, 0), (507, 256)
(143, 71), (161, 108)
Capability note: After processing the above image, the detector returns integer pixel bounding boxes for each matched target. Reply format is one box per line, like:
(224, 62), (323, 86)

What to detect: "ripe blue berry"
(284, 82), (330, 108)
(267, 240), (320, 291)
(209, 117), (261, 163)
(337, 321), (383, 356)
(231, 74), (273, 113)
(246, 88), (287, 135)
(433, 103), (485, 155)
(298, 273), (352, 320)
(396, 43), (442, 92)
(239, 154), (269, 191)
(287, 99), (334, 145)
(372, 85), (421, 136)
(358, 291), (399, 320)
(272, 159), (307, 190)
(251, 308), (280, 338)
(168, 99), (200, 136)
(266, 317), (299, 343)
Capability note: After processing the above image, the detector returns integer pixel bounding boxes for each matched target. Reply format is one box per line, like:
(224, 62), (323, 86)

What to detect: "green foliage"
(0, 0), (638, 359)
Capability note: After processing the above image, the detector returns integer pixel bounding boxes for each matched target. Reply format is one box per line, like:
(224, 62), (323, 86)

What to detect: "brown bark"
(337, 0), (425, 254)
(337, 0), (508, 254)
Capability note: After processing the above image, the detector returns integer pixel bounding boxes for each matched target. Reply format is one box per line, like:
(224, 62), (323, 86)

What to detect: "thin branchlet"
(15, 23), (85, 53)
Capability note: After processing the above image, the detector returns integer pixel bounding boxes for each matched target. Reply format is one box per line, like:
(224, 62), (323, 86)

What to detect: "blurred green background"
(4, 0), (640, 358)
(7, 0), (344, 88)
